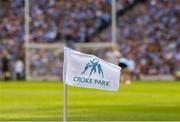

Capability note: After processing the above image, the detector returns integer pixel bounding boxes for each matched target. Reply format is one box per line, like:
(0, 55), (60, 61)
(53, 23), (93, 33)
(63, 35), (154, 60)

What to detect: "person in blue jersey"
(119, 57), (135, 85)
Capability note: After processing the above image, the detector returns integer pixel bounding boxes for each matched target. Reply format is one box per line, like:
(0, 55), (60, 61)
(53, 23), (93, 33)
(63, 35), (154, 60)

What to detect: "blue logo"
(81, 58), (104, 78)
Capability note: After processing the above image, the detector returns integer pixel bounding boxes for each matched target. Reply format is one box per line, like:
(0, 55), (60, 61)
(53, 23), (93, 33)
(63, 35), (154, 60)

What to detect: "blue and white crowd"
(0, 0), (179, 80)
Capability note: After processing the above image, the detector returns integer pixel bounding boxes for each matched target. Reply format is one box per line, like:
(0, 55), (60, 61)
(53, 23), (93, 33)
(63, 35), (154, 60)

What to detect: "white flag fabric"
(63, 47), (121, 91)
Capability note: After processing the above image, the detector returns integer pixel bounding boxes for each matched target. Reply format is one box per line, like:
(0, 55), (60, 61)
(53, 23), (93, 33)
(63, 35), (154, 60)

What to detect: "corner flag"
(63, 47), (121, 91)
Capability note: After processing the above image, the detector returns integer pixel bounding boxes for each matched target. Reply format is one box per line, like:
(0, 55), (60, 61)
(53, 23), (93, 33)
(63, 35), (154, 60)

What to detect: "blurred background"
(0, 0), (179, 81)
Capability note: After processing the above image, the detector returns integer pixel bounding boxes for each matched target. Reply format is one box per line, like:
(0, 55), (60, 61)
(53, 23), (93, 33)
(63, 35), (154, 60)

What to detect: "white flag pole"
(63, 83), (67, 122)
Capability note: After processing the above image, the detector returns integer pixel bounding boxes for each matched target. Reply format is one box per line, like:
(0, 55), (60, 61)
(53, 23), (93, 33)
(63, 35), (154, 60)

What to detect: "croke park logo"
(73, 58), (110, 87)
(81, 58), (104, 78)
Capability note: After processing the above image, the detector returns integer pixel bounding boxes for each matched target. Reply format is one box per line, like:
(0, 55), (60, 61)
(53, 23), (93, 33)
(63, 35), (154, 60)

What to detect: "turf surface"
(0, 81), (180, 121)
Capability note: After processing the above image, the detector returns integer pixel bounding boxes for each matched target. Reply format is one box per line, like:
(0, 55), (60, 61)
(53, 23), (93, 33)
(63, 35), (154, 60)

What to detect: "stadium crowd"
(0, 0), (24, 80)
(99, 0), (179, 76)
(0, 0), (179, 80)
(29, 0), (112, 43)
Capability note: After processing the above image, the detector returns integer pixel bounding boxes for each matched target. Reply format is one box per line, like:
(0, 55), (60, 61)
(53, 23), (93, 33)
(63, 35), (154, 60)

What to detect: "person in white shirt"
(15, 59), (24, 80)
(106, 46), (121, 65)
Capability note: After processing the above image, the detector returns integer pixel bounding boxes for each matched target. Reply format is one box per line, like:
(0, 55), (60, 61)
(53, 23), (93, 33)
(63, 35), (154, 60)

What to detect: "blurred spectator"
(105, 46), (121, 65)
(14, 59), (24, 80)
(1, 50), (11, 80)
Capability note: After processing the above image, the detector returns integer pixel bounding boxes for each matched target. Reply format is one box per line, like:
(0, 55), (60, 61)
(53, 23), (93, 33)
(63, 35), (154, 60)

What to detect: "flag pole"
(63, 83), (67, 122)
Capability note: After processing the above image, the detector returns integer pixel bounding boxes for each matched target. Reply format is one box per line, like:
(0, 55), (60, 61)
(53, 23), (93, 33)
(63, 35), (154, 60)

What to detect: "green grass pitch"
(0, 81), (180, 121)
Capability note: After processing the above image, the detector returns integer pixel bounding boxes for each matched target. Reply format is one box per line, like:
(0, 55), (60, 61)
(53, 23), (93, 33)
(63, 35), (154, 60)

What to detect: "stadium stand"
(0, 0), (24, 79)
(29, 0), (112, 43)
(97, 0), (179, 76)
(0, 0), (179, 80)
